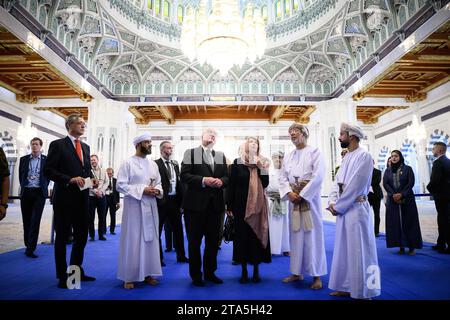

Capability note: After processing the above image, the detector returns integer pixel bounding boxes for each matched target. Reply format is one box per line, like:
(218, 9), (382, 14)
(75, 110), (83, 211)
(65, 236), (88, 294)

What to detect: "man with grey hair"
(155, 141), (188, 265)
(44, 113), (98, 288)
(181, 128), (229, 286)
(279, 123), (327, 290)
(327, 122), (380, 299)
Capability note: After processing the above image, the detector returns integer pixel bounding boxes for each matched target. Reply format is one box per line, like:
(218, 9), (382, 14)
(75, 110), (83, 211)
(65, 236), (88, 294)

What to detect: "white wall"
(0, 87), (67, 197)
(370, 82), (450, 193)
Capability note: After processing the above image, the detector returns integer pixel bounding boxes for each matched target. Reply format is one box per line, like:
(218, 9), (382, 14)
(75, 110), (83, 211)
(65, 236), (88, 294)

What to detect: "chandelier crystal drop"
(180, 0), (267, 75)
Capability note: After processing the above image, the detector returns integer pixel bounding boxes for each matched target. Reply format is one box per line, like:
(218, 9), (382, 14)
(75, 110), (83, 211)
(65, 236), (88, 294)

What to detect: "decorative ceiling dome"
(0, 0), (437, 101)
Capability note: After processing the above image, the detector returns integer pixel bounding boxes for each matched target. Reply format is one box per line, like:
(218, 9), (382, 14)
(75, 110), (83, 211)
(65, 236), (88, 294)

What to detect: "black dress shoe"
(204, 274), (223, 284)
(192, 279), (206, 287)
(239, 275), (249, 284)
(99, 236), (107, 241)
(110, 232), (116, 235)
(89, 237), (95, 242)
(25, 251), (38, 258)
(57, 278), (68, 289)
(432, 245), (445, 251)
(80, 274), (96, 281)
(252, 276), (261, 283)
(177, 257), (189, 263)
(438, 248), (450, 254)
(161, 261), (166, 267)
(165, 248), (173, 252)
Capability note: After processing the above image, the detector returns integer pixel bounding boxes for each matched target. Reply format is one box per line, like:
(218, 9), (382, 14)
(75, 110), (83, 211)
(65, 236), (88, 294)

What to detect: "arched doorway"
(377, 145), (390, 171)
(401, 139), (420, 194)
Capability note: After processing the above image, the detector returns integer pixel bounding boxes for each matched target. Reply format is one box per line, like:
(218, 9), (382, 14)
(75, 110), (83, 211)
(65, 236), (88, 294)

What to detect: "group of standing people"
(2, 111), (448, 301)
(115, 122), (380, 300)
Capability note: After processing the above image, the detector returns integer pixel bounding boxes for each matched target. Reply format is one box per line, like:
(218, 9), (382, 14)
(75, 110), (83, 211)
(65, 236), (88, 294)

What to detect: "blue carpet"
(0, 221), (449, 300)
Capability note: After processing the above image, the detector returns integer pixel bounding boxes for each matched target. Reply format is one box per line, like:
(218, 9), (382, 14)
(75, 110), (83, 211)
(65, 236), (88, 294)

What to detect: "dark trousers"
(88, 196), (107, 238)
(186, 200), (221, 280)
(164, 221), (173, 250)
(20, 188), (46, 253)
(435, 199), (450, 248)
(369, 195), (381, 235)
(158, 196), (186, 261)
(218, 210), (226, 246)
(54, 192), (89, 279)
(105, 195), (117, 233)
(183, 211), (190, 242)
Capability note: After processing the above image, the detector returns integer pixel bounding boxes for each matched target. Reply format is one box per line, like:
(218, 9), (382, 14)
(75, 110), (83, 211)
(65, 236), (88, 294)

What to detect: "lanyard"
(29, 156), (40, 177)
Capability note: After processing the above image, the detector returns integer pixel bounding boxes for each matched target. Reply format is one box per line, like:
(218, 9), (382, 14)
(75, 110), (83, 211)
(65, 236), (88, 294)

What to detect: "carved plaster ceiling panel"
(1, 0), (442, 100)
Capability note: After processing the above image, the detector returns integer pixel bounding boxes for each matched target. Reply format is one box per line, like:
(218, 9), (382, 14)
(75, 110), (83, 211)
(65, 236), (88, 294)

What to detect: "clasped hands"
(287, 191), (302, 204)
(203, 177), (223, 188)
(143, 186), (160, 197)
(392, 193), (402, 204)
(327, 203), (338, 216)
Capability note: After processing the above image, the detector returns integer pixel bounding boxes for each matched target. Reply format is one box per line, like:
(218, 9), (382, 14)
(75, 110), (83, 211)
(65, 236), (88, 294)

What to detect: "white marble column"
(313, 98), (358, 194)
(411, 103), (430, 193)
(86, 99), (137, 172)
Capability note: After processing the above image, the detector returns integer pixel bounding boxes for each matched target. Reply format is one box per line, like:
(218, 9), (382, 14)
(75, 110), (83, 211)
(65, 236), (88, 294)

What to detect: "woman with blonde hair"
(227, 137), (271, 283)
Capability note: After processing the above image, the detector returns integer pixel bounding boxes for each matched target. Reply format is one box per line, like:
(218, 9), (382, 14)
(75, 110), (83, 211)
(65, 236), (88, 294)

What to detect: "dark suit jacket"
(44, 136), (92, 210)
(155, 158), (183, 207)
(19, 154), (50, 198)
(106, 177), (120, 205)
(427, 155), (450, 201)
(180, 146), (229, 213)
(368, 167), (383, 201)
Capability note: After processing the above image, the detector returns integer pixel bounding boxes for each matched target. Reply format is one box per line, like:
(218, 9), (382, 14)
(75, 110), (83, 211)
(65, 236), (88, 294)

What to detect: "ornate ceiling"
(0, 26), (92, 103)
(1, 0), (444, 103)
(35, 105), (89, 120)
(353, 20), (450, 102)
(36, 104), (407, 124)
(356, 105), (408, 123)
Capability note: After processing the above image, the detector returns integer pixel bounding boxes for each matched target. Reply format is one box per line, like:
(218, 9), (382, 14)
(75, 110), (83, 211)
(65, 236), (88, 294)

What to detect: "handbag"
(223, 215), (235, 243)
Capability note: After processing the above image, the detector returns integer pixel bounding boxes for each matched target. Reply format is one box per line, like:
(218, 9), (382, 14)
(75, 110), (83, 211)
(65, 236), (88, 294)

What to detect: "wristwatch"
(0, 203), (8, 209)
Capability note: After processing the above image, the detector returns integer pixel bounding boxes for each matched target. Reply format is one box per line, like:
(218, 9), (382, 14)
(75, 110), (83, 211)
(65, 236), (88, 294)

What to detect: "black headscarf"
(390, 150), (405, 173)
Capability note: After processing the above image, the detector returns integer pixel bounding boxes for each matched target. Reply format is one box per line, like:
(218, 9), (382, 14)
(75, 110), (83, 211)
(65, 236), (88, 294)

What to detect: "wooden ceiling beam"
(297, 106), (316, 124)
(269, 106), (288, 124)
(155, 106), (176, 124)
(0, 29), (90, 103)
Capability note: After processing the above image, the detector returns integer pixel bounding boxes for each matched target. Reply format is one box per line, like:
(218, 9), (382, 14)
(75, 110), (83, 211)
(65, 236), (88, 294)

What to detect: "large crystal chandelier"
(180, 0), (266, 75)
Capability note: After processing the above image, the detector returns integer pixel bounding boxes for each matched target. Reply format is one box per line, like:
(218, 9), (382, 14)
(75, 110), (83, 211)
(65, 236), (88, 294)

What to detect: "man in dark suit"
(427, 141), (450, 254)
(156, 141), (188, 265)
(368, 160), (383, 237)
(44, 113), (97, 288)
(105, 167), (120, 235)
(19, 137), (50, 258)
(180, 128), (229, 286)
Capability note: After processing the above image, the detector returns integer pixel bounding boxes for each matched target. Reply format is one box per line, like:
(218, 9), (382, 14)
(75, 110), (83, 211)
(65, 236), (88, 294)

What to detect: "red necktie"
(75, 139), (83, 163)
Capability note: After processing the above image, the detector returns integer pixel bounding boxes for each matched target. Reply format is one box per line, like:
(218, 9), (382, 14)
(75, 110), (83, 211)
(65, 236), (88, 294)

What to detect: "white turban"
(340, 123), (365, 139)
(133, 133), (152, 147)
(272, 151), (285, 158)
